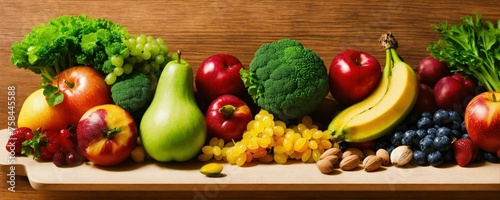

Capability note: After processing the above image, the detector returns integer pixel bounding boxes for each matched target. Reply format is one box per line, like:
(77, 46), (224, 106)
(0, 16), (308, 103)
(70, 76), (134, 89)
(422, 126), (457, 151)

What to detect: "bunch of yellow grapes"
(198, 110), (335, 166)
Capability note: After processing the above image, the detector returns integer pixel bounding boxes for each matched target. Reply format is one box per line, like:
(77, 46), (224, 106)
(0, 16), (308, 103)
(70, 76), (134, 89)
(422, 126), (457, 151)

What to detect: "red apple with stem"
(465, 91), (500, 153)
(205, 94), (253, 143)
(52, 66), (113, 125)
(195, 54), (247, 103)
(77, 104), (137, 166)
(329, 49), (382, 107)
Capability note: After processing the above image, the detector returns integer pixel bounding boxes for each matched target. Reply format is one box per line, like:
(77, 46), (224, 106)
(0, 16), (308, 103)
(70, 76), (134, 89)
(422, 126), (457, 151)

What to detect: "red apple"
(205, 94), (253, 143)
(433, 76), (468, 111)
(77, 104), (137, 166)
(412, 83), (438, 114)
(465, 91), (500, 153)
(54, 66), (113, 125)
(433, 74), (477, 111)
(416, 56), (451, 87)
(329, 49), (382, 107)
(195, 54), (247, 103)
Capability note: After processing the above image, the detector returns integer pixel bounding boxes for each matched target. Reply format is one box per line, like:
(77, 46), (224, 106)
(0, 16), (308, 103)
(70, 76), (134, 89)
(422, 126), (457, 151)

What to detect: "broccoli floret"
(240, 38), (329, 122)
(111, 73), (155, 119)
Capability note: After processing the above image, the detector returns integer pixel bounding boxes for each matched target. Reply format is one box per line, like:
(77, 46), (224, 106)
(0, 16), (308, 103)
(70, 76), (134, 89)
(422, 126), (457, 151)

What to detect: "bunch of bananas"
(328, 32), (419, 143)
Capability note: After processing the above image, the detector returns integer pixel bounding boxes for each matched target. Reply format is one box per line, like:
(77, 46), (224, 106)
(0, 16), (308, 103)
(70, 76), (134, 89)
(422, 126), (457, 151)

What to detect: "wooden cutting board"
(1, 129), (499, 191)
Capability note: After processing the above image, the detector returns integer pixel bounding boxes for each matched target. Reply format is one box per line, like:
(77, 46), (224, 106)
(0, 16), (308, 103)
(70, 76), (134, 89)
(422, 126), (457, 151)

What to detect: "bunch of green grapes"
(104, 34), (170, 85)
(198, 110), (335, 166)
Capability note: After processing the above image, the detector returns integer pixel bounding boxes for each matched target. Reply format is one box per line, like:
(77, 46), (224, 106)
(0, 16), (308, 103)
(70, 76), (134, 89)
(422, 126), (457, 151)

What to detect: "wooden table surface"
(1, 0), (499, 199)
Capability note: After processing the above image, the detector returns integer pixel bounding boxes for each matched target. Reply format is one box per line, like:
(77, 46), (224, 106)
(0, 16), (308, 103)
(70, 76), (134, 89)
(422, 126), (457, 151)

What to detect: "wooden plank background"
(1, 0), (499, 199)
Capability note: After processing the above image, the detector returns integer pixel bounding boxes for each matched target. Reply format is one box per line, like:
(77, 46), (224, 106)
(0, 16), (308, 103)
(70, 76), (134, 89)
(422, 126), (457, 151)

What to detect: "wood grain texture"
(0, 0), (499, 199)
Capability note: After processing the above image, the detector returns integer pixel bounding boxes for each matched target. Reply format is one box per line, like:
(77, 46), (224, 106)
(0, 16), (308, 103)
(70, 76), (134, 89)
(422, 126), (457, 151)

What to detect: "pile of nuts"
(316, 145), (413, 174)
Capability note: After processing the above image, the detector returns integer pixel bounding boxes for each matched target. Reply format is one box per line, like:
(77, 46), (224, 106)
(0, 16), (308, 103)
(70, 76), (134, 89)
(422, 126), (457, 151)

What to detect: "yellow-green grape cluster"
(198, 110), (335, 166)
(104, 34), (170, 85)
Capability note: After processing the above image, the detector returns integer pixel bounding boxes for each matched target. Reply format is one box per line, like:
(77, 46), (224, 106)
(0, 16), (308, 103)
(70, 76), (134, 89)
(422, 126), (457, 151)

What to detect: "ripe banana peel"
(328, 33), (419, 143)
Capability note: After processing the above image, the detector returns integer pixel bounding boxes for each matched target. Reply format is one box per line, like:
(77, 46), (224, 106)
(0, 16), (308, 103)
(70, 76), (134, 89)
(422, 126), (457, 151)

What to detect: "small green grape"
(136, 35), (147, 45)
(151, 44), (160, 56)
(105, 73), (117, 85)
(123, 63), (133, 74)
(113, 67), (124, 76)
(135, 43), (144, 51)
(142, 51), (152, 60)
(142, 63), (151, 74)
(110, 55), (124, 68)
(155, 55), (165, 64)
(144, 43), (153, 52)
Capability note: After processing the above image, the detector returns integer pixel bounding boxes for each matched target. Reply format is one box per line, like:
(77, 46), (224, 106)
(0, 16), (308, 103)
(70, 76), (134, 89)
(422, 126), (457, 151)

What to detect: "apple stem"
(64, 79), (75, 88)
(103, 127), (121, 139)
(493, 93), (498, 102)
(219, 105), (236, 118)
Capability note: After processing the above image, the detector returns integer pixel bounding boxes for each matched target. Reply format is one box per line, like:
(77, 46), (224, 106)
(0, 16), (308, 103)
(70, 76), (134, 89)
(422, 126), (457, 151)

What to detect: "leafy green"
(21, 131), (48, 159)
(10, 14), (129, 83)
(428, 12), (500, 91)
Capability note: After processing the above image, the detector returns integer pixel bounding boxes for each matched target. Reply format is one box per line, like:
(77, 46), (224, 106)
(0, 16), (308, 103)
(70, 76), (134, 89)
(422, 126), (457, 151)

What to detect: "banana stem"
(390, 48), (403, 64)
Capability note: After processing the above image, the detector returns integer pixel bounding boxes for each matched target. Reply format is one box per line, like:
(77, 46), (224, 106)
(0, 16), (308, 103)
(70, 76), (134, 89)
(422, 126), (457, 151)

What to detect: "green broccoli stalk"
(10, 14), (128, 83)
(240, 38), (329, 123)
(111, 73), (156, 121)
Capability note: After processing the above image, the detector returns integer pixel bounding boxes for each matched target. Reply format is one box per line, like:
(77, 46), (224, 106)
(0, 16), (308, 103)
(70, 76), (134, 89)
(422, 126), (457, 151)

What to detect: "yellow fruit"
(18, 89), (69, 131)
(200, 163), (223, 177)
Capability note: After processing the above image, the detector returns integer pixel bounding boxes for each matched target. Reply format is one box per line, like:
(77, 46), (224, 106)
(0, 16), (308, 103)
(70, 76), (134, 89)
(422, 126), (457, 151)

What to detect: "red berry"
(453, 138), (479, 167)
(25, 131), (35, 140)
(52, 150), (66, 167)
(39, 146), (54, 161)
(43, 130), (59, 141)
(5, 127), (31, 154)
(60, 139), (74, 148)
(46, 141), (60, 154)
(60, 129), (70, 140)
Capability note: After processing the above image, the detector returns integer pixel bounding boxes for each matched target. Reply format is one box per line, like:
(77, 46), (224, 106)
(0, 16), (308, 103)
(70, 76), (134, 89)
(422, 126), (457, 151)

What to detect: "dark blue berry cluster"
(374, 109), (499, 166)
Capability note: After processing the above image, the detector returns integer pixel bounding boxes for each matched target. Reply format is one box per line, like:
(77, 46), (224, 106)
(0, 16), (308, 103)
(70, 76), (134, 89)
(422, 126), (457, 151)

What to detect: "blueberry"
(386, 145), (396, 155)
(427, 128), (437, 138)
(433, 136), (451, 151)
(421, 112), (432, 119)
(483, 152), (500, 163)
(460, 121), (467, 134)
(451, 130), (462, 138)
(419, 137), (435, 154)
(428, 151), (444, 167)
(391, 131), (404, 146)
(436, 127), (452, 137)
(449, 110), (462, 122)
(450, 121), (461, 130)
(462, 133), (470, 139)
(402, 130), (420, 146)
(417, 117), (433, 129)
(433, 109), (452, 126)
(416, 129), (427, 139)
(412, 150), (428, 166)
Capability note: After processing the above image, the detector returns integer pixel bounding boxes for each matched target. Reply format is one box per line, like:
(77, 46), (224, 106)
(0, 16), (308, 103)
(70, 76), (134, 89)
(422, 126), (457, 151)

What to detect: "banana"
(329, 33), (419, 143)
